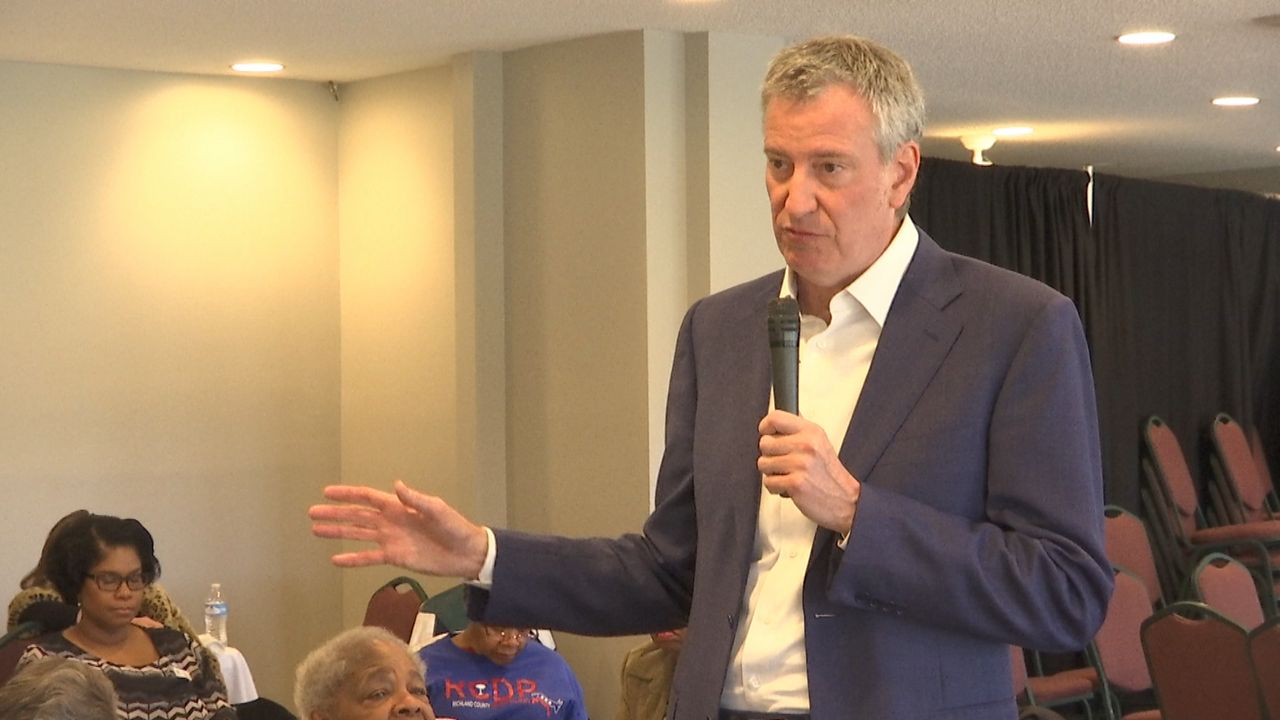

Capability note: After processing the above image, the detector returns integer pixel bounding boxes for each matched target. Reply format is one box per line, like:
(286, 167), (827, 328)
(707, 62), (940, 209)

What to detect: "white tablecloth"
(198, 634), (259, 704)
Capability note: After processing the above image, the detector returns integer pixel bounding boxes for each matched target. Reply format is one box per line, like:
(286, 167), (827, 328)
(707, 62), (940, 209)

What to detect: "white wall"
(0, 61), (342, 705)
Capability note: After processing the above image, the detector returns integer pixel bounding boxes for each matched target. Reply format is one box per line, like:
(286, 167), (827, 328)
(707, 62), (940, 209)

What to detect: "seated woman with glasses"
(15, 513), (235, 720)
(417, 617), (587, 720)
(9, 510), (207, 643)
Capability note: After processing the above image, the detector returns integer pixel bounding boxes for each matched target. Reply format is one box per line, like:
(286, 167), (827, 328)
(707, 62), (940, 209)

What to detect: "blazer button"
(727, 613), (737, 628)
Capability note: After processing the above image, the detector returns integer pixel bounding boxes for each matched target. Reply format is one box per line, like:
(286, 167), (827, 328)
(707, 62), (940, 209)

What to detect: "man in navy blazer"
(312, 35), (1112, 720)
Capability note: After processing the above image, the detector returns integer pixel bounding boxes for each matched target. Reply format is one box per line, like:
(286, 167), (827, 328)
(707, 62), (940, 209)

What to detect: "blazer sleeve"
(830, 293), (1112, 652)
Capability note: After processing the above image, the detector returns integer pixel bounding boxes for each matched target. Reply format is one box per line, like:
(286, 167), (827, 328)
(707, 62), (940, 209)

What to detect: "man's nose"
(782, 170), (818, 216)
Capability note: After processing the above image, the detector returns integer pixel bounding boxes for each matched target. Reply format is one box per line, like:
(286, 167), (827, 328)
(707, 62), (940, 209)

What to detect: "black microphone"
(767, 297), (800, 414)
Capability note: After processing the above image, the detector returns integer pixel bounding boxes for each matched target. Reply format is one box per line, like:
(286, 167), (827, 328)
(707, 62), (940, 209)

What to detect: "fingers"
(393, 479), (433, 514)
(311, 523), (388, 544)
(330, 549), (390, 568)
(762, 474), (794, 498)
(758, 409), (802, 436)
(308, 503), (385, 526)
(321, 484), (398, 509)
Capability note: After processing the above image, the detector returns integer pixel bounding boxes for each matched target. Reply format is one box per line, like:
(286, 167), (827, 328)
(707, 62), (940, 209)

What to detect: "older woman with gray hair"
(0, 656), (118, 720)
(295, 626), (434, 720)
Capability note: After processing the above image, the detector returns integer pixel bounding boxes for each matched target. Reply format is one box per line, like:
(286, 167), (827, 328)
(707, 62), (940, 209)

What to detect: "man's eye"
(411, 686), (429, 697)
(366, 689), (390, 701)
(820, 162), (843, 173)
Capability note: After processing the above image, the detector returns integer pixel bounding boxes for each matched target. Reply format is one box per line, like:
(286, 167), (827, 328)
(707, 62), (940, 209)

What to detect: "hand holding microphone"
(761, 297), (860, 533)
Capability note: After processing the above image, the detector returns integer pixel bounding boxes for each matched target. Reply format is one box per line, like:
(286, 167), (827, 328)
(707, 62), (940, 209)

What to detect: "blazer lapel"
(840, 231), (964, 481)
(707, 272), (782, 545)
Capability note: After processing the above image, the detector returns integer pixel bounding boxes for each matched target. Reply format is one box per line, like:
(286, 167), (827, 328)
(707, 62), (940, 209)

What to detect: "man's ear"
(887, 141), (921, 211)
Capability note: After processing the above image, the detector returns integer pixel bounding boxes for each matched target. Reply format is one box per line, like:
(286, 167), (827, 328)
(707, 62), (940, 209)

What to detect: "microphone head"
(767, 297), (800, 347)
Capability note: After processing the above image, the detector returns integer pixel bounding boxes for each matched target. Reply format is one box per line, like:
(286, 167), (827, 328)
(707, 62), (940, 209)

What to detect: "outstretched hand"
(758, 410), (860, 535)
(309, 480), (490, 580)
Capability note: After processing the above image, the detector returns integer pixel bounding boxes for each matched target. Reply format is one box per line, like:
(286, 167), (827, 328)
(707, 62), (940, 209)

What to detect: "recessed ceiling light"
(231, 62), (284, 73)
(1117, 31), (1176, 45)
(992, 126), (1033, 137)
(1211, 96), (1260, 107)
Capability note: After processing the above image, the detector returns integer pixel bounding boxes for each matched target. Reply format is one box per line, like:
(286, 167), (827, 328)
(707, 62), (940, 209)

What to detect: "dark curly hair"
(44, 514), (162, 605)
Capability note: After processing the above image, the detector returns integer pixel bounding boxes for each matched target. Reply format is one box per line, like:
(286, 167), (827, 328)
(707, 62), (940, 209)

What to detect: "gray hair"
(294, 626), (427, 719)
(0, 657), (118, 720)
(762, 35), (926, 162)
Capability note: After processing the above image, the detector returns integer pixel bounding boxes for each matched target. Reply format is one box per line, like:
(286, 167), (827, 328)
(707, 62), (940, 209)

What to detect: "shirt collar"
(781, 215), (919, 327)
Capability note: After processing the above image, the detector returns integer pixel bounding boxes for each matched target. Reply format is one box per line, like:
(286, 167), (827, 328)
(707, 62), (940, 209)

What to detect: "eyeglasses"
(85, 571), (149, 592)
(482, 625), (535, 642)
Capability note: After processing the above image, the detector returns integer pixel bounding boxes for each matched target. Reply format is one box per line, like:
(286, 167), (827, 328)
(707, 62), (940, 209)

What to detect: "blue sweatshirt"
(419, 637), (588, 720)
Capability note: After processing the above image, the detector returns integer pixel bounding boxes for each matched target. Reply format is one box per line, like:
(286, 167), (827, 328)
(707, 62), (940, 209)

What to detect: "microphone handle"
(771, 345), (798, 414)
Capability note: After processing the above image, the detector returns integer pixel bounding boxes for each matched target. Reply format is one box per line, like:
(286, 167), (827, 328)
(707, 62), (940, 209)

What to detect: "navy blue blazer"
(473, 230), (1113, 720)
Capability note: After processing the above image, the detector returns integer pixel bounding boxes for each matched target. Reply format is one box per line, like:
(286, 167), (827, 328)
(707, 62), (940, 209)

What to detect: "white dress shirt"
(720, 218), (918, 713)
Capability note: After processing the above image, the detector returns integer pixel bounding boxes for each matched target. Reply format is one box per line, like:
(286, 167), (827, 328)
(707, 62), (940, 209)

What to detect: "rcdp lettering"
(444, 678), (539, 703)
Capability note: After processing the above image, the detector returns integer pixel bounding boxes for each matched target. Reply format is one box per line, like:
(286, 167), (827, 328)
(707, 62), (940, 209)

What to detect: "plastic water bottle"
(204, 583), (228, 644)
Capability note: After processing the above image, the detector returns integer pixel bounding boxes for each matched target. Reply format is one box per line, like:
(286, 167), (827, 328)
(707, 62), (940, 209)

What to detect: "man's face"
(764, 84), (919, 309)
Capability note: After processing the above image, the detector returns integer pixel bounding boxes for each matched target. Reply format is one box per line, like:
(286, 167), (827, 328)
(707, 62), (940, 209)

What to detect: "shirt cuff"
(468, 526), (497, 588)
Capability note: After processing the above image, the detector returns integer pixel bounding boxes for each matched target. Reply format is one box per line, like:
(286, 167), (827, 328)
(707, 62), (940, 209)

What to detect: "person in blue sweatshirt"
(419, 620), (586, 720)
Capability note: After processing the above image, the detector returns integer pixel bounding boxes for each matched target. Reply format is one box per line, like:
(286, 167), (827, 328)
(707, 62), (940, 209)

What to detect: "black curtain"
(1090, 175), (1280, 511)
(912, 157), (1280, 513)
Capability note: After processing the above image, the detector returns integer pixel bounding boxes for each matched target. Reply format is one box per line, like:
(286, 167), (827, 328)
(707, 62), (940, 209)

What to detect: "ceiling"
(2, 0), (1277, 193)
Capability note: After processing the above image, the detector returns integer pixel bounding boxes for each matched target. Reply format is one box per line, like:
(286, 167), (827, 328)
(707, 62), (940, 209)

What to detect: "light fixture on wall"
(960, 134), (997, 166)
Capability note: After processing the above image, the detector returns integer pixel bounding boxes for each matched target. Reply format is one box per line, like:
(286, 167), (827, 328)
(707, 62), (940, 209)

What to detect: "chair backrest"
(1248, 615), (1280, 720)
(1191, 553), (1266, 631)
(1141, 601), (1264, 720)
(1092, 568), (1153, 694)
(1210, 414), (1273, 523)
(0, 621), (41, 687)
(1142, 416), (1201, 538)
(1103, 505), (1165, 607)
(362, 576), (429, 643)
(421, 583), (469, 635)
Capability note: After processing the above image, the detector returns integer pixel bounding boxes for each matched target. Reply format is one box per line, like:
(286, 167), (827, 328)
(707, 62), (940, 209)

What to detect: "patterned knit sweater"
(18, 627), (236, 720)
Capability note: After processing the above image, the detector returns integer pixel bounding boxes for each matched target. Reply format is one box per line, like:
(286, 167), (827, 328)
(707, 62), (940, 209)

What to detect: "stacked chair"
(1140, 416), (1280, 610)
(1130, 413), (1280, 719)
(1209, 414), (1279, 525)
(1014, 415), (1280, 719)
(1189, 553), (1271, 631)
